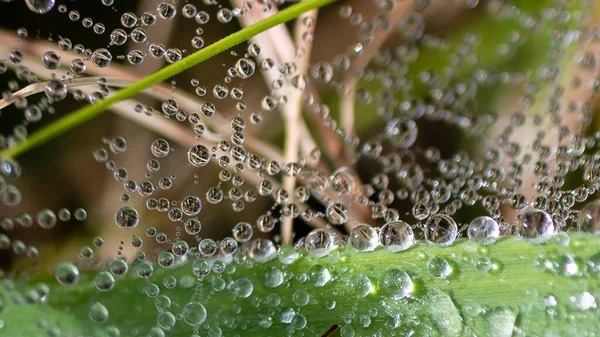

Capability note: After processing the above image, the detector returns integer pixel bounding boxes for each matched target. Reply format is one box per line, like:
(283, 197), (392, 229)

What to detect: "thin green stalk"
(0, 0), (337, 160)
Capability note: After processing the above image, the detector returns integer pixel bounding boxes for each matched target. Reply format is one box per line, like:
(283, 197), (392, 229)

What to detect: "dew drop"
(91, 48), (112, 68)
(188, 145), (210, 167)
(578, 200), (600, 234)
(183, 302), (207, 326)
(380, 268), (413, 300)
(427, 256), (452, 278)
(88, 302), (109, 323)
(424, 214), (458, 246)
(516, 209), (555, 244)
(380, 220), (415, 252)
(305, 229), (334, 257)
(56, 263), (80, 285)
(349, 224), (379, 252)
(115, 206), (139, 229)
(25, 0), (55, 14)
(468, 216), (500, 245)
(386, 119), (418, 149)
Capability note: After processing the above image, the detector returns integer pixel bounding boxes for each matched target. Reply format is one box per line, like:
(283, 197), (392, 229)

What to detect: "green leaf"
(2, 234), (599, 336)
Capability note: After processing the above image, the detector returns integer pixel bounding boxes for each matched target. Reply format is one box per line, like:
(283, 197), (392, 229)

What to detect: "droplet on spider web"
(91, 48), (112, 67)
(188, 145), (210, 167)
(25, 0), (56, 14)
(115, 206), (139, 230)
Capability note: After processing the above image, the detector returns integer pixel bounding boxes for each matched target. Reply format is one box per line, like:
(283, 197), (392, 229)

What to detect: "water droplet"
(305, 229), (334, 257)
(571, 292), (597, 311)
(89, 302), (109, 323)
(380, 268), (413, 300)
(468, 216), (500, 245)
(94, 271), (115, 292)
(292, 289), (310, 306)
(109, 259), (128, 276)
(424, 214), (458, 246)
(397, 12), (425, 41)
(231, 278), (253, 298)
(56, 263), (80, 285)
(115, 206), (139, 229)
(326, 202), (348, 225)
(386, 119), (418, 149)
(264, 267), (284, 288)
(232, 222), (253, 243)
(308, 264), (331, 287)
(235, 58), (255, 79)
(248, 238), (277, 262)
(36, 209), (57, 229)
(349, 224), (379, 251)
(42, 51), (60, 69)
(157, 311), (176, 330)
(183, 302), (207, 326)
(44, 79), (67, 102)
(188, 145), (210, 167)
(380, 220), (415, 252)
(516, 209), (555, 244)
(91, 48), (112, 67)
(291, 314), (306, 330)
(181, 196), (202, 216)
(427, 256), (452, 278)
(25, 0), (55, 14)
(578, 200), (600, 233)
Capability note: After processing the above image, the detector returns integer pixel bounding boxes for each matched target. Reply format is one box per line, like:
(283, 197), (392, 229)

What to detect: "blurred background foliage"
(0, 0), (596, 278)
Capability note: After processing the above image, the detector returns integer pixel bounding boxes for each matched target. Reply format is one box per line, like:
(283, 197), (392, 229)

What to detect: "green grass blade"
(1, 234), (599, 336)
(0, 0), (337, 160)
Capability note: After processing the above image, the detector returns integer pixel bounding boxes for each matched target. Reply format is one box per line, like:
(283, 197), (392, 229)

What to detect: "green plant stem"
(0, 0), (337, 160)
(2, 234), (600, 336)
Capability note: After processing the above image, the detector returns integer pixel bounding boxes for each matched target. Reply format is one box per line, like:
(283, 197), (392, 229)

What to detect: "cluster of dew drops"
(1, 0), (600, 335)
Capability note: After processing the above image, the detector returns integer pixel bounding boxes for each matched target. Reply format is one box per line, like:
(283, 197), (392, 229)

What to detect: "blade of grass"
(0, 0), (338, 160)
(2, 234), (600, 336)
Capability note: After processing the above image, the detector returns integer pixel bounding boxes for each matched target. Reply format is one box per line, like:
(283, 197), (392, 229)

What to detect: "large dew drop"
(349, 224), (379, 252)
(516, 209), (555, 244)
(379, 220), (415, 252)
(578, 200), (600, 234)
(305, 229), (334, 257)
(468, 216), (500, 245)
(25, 0), (55, 14)
(424, 214), (458, 246)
